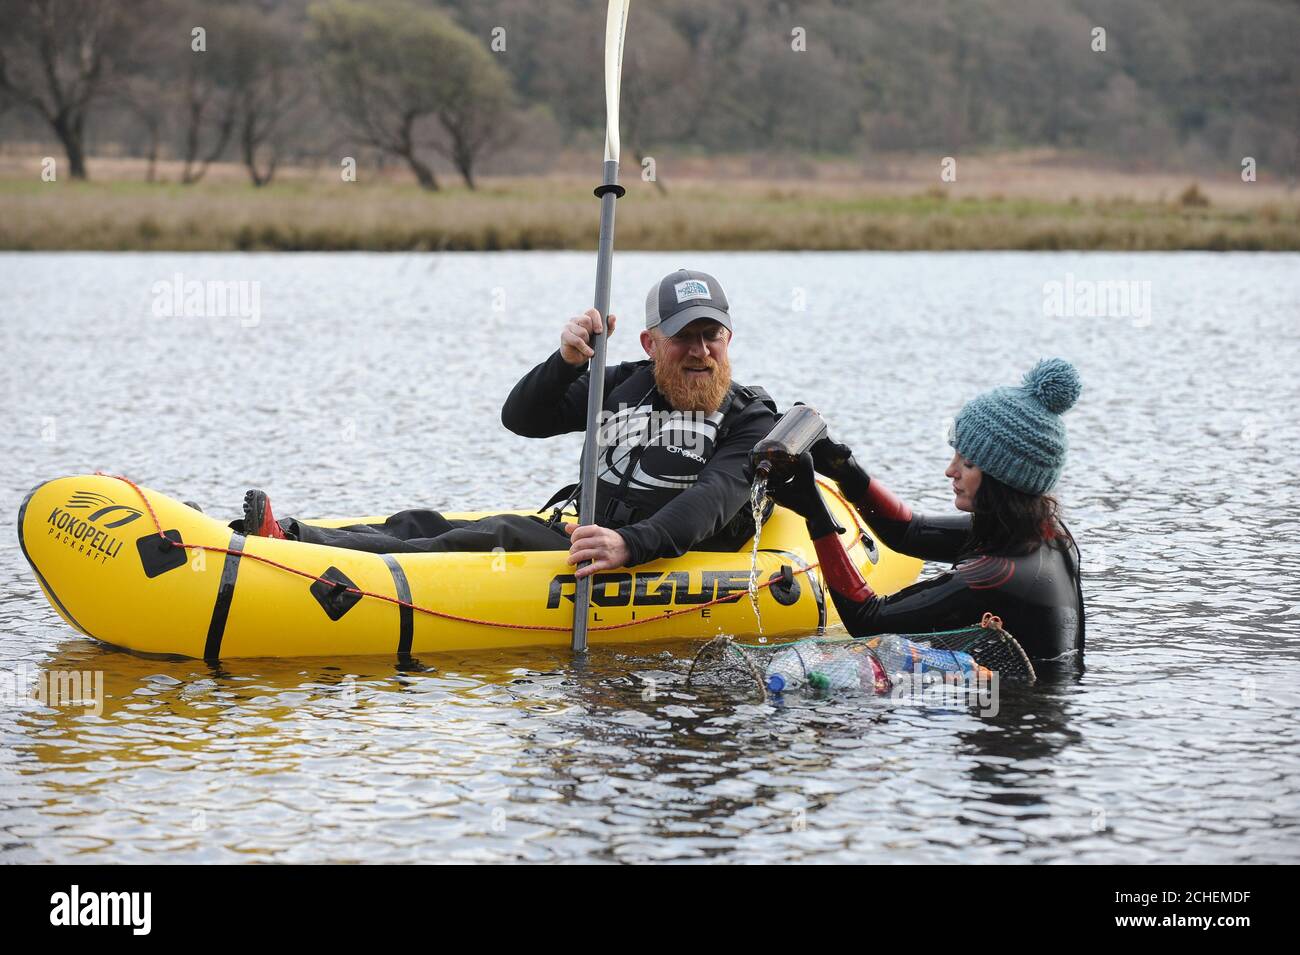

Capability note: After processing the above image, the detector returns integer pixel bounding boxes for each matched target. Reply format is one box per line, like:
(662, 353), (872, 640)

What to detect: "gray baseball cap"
(644, 269), (732, 338)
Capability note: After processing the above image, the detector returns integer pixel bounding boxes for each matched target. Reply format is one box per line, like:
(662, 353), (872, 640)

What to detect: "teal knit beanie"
(949, 358), (1082, 495)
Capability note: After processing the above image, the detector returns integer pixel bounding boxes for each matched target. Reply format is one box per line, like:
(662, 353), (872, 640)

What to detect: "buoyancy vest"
(541, 361), (778, 546)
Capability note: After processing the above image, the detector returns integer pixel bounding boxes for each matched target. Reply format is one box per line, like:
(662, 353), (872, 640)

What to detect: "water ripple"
(2, 251), (1298, 862)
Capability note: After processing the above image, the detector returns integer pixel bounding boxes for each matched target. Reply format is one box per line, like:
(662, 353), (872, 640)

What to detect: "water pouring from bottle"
(747, 474), (769, 632)
(746, 404), (831, 633)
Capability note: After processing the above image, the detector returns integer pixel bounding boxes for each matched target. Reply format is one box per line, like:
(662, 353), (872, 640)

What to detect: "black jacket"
(502, 349), (777, 566)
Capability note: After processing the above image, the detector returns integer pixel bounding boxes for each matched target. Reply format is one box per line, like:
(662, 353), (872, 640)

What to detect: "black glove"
(811, 436), (871, 500)
(767, 452), (843, 539)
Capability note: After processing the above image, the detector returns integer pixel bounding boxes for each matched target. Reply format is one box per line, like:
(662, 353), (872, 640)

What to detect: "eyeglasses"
(667, 325), (730, 348)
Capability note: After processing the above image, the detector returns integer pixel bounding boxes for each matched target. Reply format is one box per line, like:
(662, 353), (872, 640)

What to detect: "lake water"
(2, 250), (1298, 863)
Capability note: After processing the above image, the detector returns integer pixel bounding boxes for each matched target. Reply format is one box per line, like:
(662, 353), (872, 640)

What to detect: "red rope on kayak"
(96, 472), (866, 634)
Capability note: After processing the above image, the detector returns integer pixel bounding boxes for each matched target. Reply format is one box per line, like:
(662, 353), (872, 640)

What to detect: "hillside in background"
(1, 0), (1296, 181)
(2, 0), (1295, 250)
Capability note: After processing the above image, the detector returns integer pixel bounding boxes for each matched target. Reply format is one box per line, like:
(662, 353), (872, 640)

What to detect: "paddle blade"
(603, 0), (631, 162)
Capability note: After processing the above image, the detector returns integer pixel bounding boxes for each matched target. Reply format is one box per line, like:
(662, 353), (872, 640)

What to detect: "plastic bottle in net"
(764, 646), (810, 693)
(866, 634), (990, 681)
(765, 641), (889, 694)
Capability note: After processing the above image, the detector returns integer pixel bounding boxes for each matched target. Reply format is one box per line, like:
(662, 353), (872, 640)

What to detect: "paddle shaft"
(572, 160), (623, 653)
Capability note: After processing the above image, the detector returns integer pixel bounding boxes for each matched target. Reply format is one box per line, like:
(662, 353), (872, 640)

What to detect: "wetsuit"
(282, 350), (777, 562)
(816, 478), (1085, 660)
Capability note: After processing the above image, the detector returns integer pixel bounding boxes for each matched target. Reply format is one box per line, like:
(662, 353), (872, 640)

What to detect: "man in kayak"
(238, 269), (778, 579)
(766, 358), (1085, 660)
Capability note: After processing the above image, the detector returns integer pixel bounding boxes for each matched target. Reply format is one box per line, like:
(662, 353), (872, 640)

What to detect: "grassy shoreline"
(3, 172), (1297, 252)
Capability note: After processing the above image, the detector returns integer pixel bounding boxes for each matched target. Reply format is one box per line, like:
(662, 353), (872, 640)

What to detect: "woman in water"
(769, 358), (1085, 660)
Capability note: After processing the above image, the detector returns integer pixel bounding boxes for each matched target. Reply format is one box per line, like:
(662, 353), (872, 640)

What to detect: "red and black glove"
(767, 452), (843, 540)
(811, 436), (871, 501)
(771, 451), (874, 603)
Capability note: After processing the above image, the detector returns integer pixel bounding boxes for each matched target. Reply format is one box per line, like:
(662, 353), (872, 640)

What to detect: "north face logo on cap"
(674, 279), (711, 304)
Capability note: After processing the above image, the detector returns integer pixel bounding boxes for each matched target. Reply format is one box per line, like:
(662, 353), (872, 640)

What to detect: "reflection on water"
(2, 251), (1298, 862)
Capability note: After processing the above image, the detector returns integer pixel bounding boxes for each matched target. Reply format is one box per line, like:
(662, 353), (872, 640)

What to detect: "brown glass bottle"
(750, 404), (828, 480)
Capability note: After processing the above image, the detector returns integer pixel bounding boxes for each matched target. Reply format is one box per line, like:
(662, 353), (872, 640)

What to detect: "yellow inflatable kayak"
(18, 473), (922, 659)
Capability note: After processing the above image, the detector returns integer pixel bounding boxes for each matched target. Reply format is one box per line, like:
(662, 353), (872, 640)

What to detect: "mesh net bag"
(685, 634), (887, 698)
(686, 615), (1036, 699)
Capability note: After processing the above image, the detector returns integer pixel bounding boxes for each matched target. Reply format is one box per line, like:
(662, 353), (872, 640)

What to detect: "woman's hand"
(768, 452), (823, 517)
(811, 435), (871, 499)
(560, 307), (617, 366)
(564, 523), (630, 579)
(768, 452), (843, 539)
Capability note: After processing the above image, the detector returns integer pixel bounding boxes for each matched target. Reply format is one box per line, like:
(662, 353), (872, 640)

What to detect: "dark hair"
(966, 473), (1070, 556)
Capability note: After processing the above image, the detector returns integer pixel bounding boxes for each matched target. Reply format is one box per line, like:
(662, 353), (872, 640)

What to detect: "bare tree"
(431, 45), (514, 189)
(227, 11), (303, 186)
(0, 0), (148, 179)
(619, 9), (700, 196)
(113, 9), (177, 182)
(119, 75), (167, 181)
(175, 8), (239, 185)
(310, 0), (515, 191)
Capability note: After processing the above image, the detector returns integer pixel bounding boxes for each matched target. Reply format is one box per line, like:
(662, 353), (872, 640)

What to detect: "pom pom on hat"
(1022, 358), (1082, 415)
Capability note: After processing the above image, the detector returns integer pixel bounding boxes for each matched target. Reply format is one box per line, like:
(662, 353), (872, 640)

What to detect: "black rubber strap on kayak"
(759, 547), (826, 634)
(204, 532), (245, 661)
(381, 554), (414, 655)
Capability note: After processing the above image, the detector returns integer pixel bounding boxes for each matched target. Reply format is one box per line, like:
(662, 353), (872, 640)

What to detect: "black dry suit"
(832, 495), (1086, 661)
(502, 350), (778, 565)
(284, 350), (777, 562)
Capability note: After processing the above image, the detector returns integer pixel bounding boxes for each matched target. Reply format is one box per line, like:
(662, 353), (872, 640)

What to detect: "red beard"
(653, 350), (733, 413)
